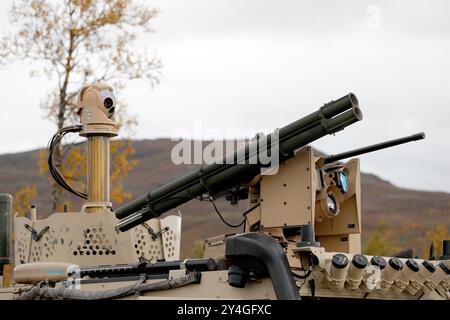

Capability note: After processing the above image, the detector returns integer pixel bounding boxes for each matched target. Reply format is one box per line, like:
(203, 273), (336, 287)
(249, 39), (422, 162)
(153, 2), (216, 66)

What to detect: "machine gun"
(115, 93), (362, 231)
(324, 132), (425, 164)
(115, 98), (426, 235)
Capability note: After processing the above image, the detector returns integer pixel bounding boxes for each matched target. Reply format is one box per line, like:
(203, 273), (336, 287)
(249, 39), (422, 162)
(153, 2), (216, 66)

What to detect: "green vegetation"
(192, 240), (205, 259)
(363, 221), (400, 256)
(423, 224), (450, 258)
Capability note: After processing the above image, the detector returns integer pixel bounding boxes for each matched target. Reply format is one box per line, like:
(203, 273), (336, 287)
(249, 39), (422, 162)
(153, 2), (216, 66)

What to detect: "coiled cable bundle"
(47, 125), (87, 199)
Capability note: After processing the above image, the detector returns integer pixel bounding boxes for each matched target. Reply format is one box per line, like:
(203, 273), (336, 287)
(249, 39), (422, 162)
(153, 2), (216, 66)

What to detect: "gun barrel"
(115, 93), (362, 232)
(324, 132), (425, 164)
(73, 258), (217, 278)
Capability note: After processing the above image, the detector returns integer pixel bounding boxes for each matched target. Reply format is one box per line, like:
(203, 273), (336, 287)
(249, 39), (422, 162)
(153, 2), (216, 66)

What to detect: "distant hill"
(1, 138), (449, 257)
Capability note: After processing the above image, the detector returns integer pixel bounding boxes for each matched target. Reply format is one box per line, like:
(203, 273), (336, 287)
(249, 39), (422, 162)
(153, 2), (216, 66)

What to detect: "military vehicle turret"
(1, 84), (449, 300)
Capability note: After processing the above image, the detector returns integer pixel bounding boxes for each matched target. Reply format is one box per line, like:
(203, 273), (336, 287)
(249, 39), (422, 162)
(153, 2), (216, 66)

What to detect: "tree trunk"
(51, 30), (75, 212)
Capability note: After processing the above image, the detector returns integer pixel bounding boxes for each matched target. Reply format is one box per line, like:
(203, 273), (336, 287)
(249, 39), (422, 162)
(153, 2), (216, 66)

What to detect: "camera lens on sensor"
(104, 98), (114, 109)
(107, 107), (115, 118)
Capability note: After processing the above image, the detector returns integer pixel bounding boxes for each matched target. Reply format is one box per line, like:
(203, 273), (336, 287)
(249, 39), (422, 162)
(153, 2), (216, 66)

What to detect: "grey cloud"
(149, 0), (450, 43)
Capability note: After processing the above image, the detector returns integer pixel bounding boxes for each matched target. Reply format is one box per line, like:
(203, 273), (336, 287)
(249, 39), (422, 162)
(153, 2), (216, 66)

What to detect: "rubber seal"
(438, 262), (450, 275)
(352, 254), (368, 269)
(371, 256), (387, 269)
(405, 258), (420, 272)
(332, 254), (348, 269)
(389, 257), (404, 271)
(422, 260), (436, 273)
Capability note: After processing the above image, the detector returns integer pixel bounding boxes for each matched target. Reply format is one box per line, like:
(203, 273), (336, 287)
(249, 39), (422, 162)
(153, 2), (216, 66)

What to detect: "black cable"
(209, 197), (245, 228)
(47, 125), (87, 199)
(293, 253), (312, 279)
(48, 126), (86, 198)
(241, 202), (261, 217)
(309, 279), (316, 299)
(206, 196), (260, 228)
(133, 194), (258, 230)
(292, 270), (311, 280)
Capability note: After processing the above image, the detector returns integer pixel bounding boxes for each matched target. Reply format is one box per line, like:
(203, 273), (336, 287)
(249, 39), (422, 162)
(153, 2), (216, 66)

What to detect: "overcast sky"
(0, 0), (449, 192)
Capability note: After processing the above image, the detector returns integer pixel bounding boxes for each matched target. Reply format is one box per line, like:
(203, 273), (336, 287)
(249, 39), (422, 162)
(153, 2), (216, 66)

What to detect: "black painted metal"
(0, 194), (13, 266)
(324, 132), (425, 164)
(225, 232), (301, 300)
(74, 258), (217, 278)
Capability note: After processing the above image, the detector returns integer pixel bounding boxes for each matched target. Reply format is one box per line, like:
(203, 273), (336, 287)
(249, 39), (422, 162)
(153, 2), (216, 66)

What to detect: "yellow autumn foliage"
(38, 139), (137, 207)
(363, 221), (400, 256)
(1, 0), (160, 210)
(422, 224), (450, 258)
(12, 186), (37, 217)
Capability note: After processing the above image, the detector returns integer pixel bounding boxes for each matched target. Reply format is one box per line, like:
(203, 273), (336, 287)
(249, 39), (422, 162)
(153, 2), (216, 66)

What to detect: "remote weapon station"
(0, 83), (449, 300)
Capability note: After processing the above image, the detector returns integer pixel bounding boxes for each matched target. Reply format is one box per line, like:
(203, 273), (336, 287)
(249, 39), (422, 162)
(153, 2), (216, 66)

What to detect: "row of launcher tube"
(319, 253), (450, 298)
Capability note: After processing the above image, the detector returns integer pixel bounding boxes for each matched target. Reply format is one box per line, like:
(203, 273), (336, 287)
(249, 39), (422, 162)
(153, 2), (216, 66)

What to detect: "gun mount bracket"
(141, 222), (169, 241)
(24, 224), (49, 242)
